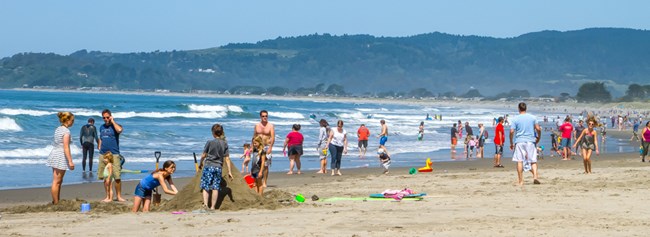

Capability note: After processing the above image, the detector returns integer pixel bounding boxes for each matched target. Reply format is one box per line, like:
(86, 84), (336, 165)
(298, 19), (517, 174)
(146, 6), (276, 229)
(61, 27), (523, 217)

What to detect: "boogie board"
(321, 197), (424, 202)
(369, 193), (427, 199)
(121, 169), (148, 173)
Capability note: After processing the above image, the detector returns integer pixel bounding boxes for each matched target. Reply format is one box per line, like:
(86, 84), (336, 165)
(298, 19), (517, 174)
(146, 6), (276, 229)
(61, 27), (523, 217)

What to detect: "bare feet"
(117, 197), (127, 202)
(102, 198), (112, 203)
(336, 171), (342, 176)
(297, 171), (302, 174)
(286, 171), (293, 175)
(316, 170), (324, 174)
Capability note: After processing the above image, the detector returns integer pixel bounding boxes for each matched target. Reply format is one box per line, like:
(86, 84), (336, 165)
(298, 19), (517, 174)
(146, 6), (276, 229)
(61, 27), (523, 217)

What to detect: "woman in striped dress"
(46, 112), (75, 204)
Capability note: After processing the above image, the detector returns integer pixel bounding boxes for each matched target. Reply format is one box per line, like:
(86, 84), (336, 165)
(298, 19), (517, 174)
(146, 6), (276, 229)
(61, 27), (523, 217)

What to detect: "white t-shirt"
(330, 128), (347, 147)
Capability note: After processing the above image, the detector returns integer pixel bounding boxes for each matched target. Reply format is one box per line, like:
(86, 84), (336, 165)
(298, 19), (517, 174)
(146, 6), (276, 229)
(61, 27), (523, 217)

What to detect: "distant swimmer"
(309, 113), (316, 120)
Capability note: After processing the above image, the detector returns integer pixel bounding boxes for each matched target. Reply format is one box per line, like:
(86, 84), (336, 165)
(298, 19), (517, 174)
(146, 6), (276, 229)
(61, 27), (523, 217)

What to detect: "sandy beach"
(2, 129), (649, 236)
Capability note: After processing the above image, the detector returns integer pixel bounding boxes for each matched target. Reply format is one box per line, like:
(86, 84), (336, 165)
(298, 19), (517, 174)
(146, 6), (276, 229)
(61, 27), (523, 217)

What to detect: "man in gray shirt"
(79, 118), (99, 172)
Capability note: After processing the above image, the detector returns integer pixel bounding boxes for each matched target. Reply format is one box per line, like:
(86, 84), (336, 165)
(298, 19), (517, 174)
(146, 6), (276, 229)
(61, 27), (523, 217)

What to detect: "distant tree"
(559, 92), (571, 98)
(576, 82), (612, 102)
(625, 84), (647, 99)
(377, 91), (395, 98)
(325, 84), (346, 95)
(462, 89), (482, 98)
(314, 83), (326, 93)
(267, 86), (289, 95)
(408, 88), (434, 98)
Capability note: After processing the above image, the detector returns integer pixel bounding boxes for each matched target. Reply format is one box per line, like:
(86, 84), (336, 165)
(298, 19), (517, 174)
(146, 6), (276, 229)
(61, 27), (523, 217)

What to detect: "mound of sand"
(158, 165), (293, 211)
(3, 199), (130, 214)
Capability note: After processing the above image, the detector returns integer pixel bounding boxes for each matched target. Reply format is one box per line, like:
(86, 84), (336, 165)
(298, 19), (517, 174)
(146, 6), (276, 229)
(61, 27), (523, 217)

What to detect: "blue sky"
(1, 0), (648, 57)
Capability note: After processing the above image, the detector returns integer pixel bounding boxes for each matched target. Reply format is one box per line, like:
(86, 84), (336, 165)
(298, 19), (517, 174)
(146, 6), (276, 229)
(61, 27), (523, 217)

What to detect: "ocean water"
(0, 90), (636, 190)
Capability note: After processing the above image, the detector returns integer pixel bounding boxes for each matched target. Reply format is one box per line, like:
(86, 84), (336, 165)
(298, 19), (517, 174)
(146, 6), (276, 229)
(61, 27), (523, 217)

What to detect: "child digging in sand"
(240, 143), (251, 174)
(132, 160), (178, 212)
(377, 145), (391, 174)
(101, 151), (114, 202)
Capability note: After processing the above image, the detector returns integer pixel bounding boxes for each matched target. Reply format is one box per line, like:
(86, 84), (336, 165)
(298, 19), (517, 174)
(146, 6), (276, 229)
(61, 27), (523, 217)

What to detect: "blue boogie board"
(369, 193), (427, 199)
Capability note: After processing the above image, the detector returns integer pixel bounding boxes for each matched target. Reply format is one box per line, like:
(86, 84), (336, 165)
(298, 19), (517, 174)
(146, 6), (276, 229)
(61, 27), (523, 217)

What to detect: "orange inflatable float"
(417, 158), (433, 172)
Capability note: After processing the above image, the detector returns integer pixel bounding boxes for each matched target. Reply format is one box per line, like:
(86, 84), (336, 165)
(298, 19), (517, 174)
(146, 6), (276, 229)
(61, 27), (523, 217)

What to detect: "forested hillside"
(1, 28), (648, 96)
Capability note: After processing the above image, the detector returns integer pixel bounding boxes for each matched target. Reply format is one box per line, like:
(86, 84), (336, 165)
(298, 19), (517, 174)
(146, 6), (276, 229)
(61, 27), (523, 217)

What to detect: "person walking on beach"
(79, 118), (99, 173)
(641, 122), (650, 162)
(251, 110), (274, 187)
(631, 119), (640, 141)
(282, 124), (304, 174)
(47, 112), (75, 205)
(559, 117), (574, 160)
(477, 123), (487, 158)
(450, 123), (458, 153)
(357, 124), (370, 158)
(316, 119), (330, 173)
(572, 118), (599, 174)
(378, 120), (388, 146)
(493, 117), (505, 168)
(327, 120), (348, 176)
(97, 109), (126, 202)
(199, 124), (233, 209)
(132, 160), (178, 212)
(574, 120), (585, 156)
(509, 102), (541, 186)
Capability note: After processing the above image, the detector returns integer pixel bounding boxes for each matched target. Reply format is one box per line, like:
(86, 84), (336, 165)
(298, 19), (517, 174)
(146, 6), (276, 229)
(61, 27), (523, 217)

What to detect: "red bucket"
(244, 174), (254, 189)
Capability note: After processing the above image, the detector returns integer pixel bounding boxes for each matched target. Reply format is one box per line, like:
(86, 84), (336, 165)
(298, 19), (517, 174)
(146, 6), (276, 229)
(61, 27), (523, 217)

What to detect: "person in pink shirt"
(282, 124), (304, 174)
(559, 117), (574, 160)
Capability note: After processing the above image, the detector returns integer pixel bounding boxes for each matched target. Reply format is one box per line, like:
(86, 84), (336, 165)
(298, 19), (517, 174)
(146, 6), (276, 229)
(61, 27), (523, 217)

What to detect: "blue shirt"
(100, 124), (120, 154)
(140, 174), (161, 190)
(511, 113), (538, 144)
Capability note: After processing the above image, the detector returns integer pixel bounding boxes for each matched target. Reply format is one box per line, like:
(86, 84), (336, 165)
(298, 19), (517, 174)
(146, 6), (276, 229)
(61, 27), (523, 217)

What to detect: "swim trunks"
(379, 136), (387, 146)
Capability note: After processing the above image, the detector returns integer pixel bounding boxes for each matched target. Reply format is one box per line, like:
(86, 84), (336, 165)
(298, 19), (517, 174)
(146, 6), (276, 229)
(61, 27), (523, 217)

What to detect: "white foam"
(269, 112), (304, 119)
(0, 145), (81, 158)
(0, 108), (52, 116)
(0, 117), (22, 132)
(187, 104), (244, 113)
(112, 111), (226, 119)
(337, 112), (367, 119)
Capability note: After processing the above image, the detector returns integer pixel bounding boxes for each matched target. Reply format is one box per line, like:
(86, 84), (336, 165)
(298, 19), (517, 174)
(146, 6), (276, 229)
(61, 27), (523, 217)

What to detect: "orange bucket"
(244, 174), (255, 189)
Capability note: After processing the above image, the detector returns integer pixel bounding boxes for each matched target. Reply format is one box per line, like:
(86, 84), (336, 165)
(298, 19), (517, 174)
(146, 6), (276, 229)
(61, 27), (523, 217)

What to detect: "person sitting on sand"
(199, 124), (233, 209)
(377, 145), (391, 174)
(101, 151), (115, 202)
(251, 135), (267, 195)
(132, 160), (178, 212)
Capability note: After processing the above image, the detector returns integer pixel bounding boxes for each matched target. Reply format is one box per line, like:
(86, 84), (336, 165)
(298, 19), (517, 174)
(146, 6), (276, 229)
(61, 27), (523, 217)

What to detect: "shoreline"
(8, 88), (650, 111)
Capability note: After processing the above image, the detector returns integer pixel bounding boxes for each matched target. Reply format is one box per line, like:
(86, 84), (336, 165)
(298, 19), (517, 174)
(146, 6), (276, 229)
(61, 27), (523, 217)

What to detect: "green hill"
(1, 28), (648, 96)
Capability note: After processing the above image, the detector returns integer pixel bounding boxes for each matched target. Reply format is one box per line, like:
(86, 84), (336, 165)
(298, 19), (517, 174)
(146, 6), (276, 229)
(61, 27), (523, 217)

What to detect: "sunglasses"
(102, 116), (110, 119)
(261, 115), (268, 118)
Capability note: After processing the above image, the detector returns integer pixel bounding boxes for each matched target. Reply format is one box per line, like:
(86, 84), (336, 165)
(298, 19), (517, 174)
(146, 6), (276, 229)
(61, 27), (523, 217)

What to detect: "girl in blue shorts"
(131, 160), (178, 212)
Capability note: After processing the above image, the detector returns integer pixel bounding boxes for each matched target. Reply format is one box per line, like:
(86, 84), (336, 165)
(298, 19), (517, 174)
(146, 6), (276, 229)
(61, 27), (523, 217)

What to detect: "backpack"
(482, 130), (489, 139)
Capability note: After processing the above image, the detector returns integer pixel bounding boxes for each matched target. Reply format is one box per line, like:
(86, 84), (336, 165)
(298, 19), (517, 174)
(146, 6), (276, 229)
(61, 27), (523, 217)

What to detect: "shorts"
(358, 140), (368, 148)
(560, 138), (571, 148)
(379, 136), (387, 146)
(478, 138), (485, 147)
(512, 142), (538, 163)
(494, 144), (503, 155)
(451, 137), (457, 145)
(200, 166), (223, 191)
(134, 183), (152, 199)
(581, 142), (595, 150)
(97, 153), (122, 180)
(288, 145), (303, 156)
(381, 159), (391, 170)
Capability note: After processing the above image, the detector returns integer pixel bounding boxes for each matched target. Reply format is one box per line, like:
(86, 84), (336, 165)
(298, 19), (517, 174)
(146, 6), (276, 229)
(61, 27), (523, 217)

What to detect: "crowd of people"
(46, 103), (650, 210)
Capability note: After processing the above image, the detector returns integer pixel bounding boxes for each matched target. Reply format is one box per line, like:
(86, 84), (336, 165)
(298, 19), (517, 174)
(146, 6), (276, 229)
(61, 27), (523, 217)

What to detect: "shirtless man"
(252, 110), (275, 188)
(378, 119), (388, 146)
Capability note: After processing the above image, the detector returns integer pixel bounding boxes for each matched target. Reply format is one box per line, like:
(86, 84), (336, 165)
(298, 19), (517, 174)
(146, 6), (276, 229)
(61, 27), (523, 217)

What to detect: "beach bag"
(482, 130), (489, 139)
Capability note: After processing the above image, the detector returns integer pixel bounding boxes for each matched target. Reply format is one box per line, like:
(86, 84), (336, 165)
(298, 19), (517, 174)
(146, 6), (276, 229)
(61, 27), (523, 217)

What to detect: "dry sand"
(1, 107), (648, 236)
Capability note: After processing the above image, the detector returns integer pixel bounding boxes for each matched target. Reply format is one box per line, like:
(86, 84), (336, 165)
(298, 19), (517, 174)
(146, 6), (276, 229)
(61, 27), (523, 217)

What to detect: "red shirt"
(560, 122), (573, 139)
(494, 123), (504, 145)
(286, 131), (304, 146)
(357, 126), (370, 141)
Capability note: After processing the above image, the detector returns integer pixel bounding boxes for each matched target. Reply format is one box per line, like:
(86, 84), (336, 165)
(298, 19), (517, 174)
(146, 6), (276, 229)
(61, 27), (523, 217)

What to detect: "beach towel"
(381, 188), (415, 201)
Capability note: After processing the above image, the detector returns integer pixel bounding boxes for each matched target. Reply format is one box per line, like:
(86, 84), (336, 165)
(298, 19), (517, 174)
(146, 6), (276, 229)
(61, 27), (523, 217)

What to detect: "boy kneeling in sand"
(377, 145), (391, 174)
(199, 124), (233, 210)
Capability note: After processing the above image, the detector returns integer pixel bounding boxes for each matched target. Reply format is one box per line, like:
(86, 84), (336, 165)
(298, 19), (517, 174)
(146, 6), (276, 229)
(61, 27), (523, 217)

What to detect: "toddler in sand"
(377, 145), (391, 174)
(240, 143), (251, 174)
(101, 151), (114, 202)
